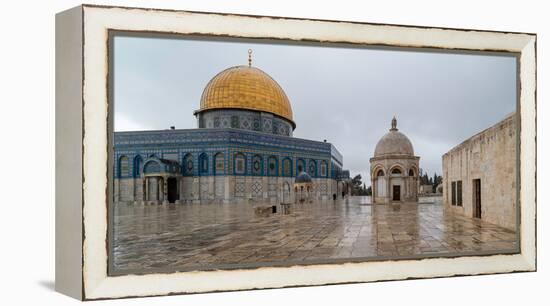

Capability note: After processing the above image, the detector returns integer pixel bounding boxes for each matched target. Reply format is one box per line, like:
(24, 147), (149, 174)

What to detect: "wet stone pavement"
(112, 196), (518, 273)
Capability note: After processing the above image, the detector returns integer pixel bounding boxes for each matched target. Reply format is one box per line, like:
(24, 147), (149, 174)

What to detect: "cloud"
(115, 113), (153, 132)
(114, 36), (517, 185)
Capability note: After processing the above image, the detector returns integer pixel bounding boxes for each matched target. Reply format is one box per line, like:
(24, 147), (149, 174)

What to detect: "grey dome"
(295, 171), (312, 183)
(374, 117), (414, 157)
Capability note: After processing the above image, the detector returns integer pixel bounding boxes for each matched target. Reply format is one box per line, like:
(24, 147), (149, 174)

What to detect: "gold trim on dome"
(198, 65), (295, 127)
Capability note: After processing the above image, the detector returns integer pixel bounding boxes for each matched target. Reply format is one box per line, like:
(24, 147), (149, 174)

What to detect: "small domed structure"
(370, 117), (420, 204)
(295, 171), (312, 183)
(294, 172), (313, 203)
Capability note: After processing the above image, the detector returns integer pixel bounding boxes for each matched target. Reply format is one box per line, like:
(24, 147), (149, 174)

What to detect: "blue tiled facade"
(114, 128), (344, 180)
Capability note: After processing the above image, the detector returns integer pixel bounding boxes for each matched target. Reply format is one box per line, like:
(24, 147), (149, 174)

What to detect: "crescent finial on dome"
(248, 49), (252, 67)
(391, 116), (398, 131)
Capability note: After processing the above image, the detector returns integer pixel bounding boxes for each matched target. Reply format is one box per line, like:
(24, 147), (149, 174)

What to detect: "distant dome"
(295, 171), (312, 183)
(374, 117), (415, 157)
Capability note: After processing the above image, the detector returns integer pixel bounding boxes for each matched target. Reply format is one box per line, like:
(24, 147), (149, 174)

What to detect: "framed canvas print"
(55, 4), (537, 300)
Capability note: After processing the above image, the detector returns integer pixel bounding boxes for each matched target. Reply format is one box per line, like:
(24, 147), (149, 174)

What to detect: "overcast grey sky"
(114, 35), (516, 183)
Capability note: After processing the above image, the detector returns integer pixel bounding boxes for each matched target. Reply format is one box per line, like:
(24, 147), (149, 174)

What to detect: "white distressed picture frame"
(55, 4), (536, 300)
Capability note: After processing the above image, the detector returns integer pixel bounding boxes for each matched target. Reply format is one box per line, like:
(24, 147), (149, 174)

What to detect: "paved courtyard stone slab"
(112, 196), (518, 273)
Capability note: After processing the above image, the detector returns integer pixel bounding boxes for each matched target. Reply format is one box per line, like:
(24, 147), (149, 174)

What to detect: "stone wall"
(116, 178), (134, 203)
(115, 175), (337, 205)
(442, 113), (516, 230)
(419, 184), (433, 194)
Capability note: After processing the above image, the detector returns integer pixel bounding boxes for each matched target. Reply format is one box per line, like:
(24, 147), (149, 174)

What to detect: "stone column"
(182, 177), (188, 202)
(371, 178), (375, 203)
(162, 176), (168, 204)
(192, 177), (200, 204)
(144, 177), (149, 202)
(140, 178), (145, 202)
(177, 177), (182, 203)
(245, 177), (252, 200)
(278, 177), (283, 204)
(387, 177), (391, 203)
(416, 177), (419, 201)
(292, 180), (296, 204)
(132, 178), (137, 204)
(151, 177), (158, 202)
(157, 177), (163, 203)
(404, 176), (408, 201)
(209, 176), (215, 201)
(226, 175), (233, 203)
(263, 176), (268, 200)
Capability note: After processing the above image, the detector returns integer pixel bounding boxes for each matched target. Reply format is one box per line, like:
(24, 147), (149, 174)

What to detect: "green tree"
(422, 173), (429, 185)
(432, 173), (442, 192)
(351, 174), (363, 196)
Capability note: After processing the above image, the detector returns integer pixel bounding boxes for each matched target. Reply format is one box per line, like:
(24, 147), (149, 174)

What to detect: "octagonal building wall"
(370, 156), (420, 204)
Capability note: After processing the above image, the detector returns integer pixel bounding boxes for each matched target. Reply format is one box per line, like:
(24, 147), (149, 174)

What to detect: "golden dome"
(198, 65), (295, 127)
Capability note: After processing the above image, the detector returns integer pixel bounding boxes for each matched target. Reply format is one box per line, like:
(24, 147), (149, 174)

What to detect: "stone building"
(419, 184), (433, 194)
(114, 52), (348, 205)
(442, 113), (516, 230)
(370, 117), (420, 203)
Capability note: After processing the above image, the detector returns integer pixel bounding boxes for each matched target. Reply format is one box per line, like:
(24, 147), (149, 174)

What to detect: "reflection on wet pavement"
(112, 196), (517, 273)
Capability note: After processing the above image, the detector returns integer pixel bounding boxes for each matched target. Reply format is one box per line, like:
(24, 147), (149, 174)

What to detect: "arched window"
(199, 153), (209, 175)
(119, 156), (129, 178)
(234, 153), (246, 175)
(143, 160), (160, 174)
(133, 155), (142, 178)
(268, 156), (278, 176)
(296, 159), (305, 173)
(391, 168), (402, 175)
(377, 170), (385, 177)
(320, 161), (328, 177)
(214, 152), (225, 175)
(283, 158), (292, 177)
(252, 155), (263, 176)
(308, 160), (317, 177)
(408, 169), (415, 176)
(182, 154), (193, 176)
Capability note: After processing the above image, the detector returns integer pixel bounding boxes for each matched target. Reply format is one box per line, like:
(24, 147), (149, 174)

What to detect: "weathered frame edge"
(55, 5), (84, 301)
(72, 4), (536, 300)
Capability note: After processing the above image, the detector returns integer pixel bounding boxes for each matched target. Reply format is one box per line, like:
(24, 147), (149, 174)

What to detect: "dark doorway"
(392, 185), (401, 201)
(473, 179), (481, 218)
(167, 177), (178, 203)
